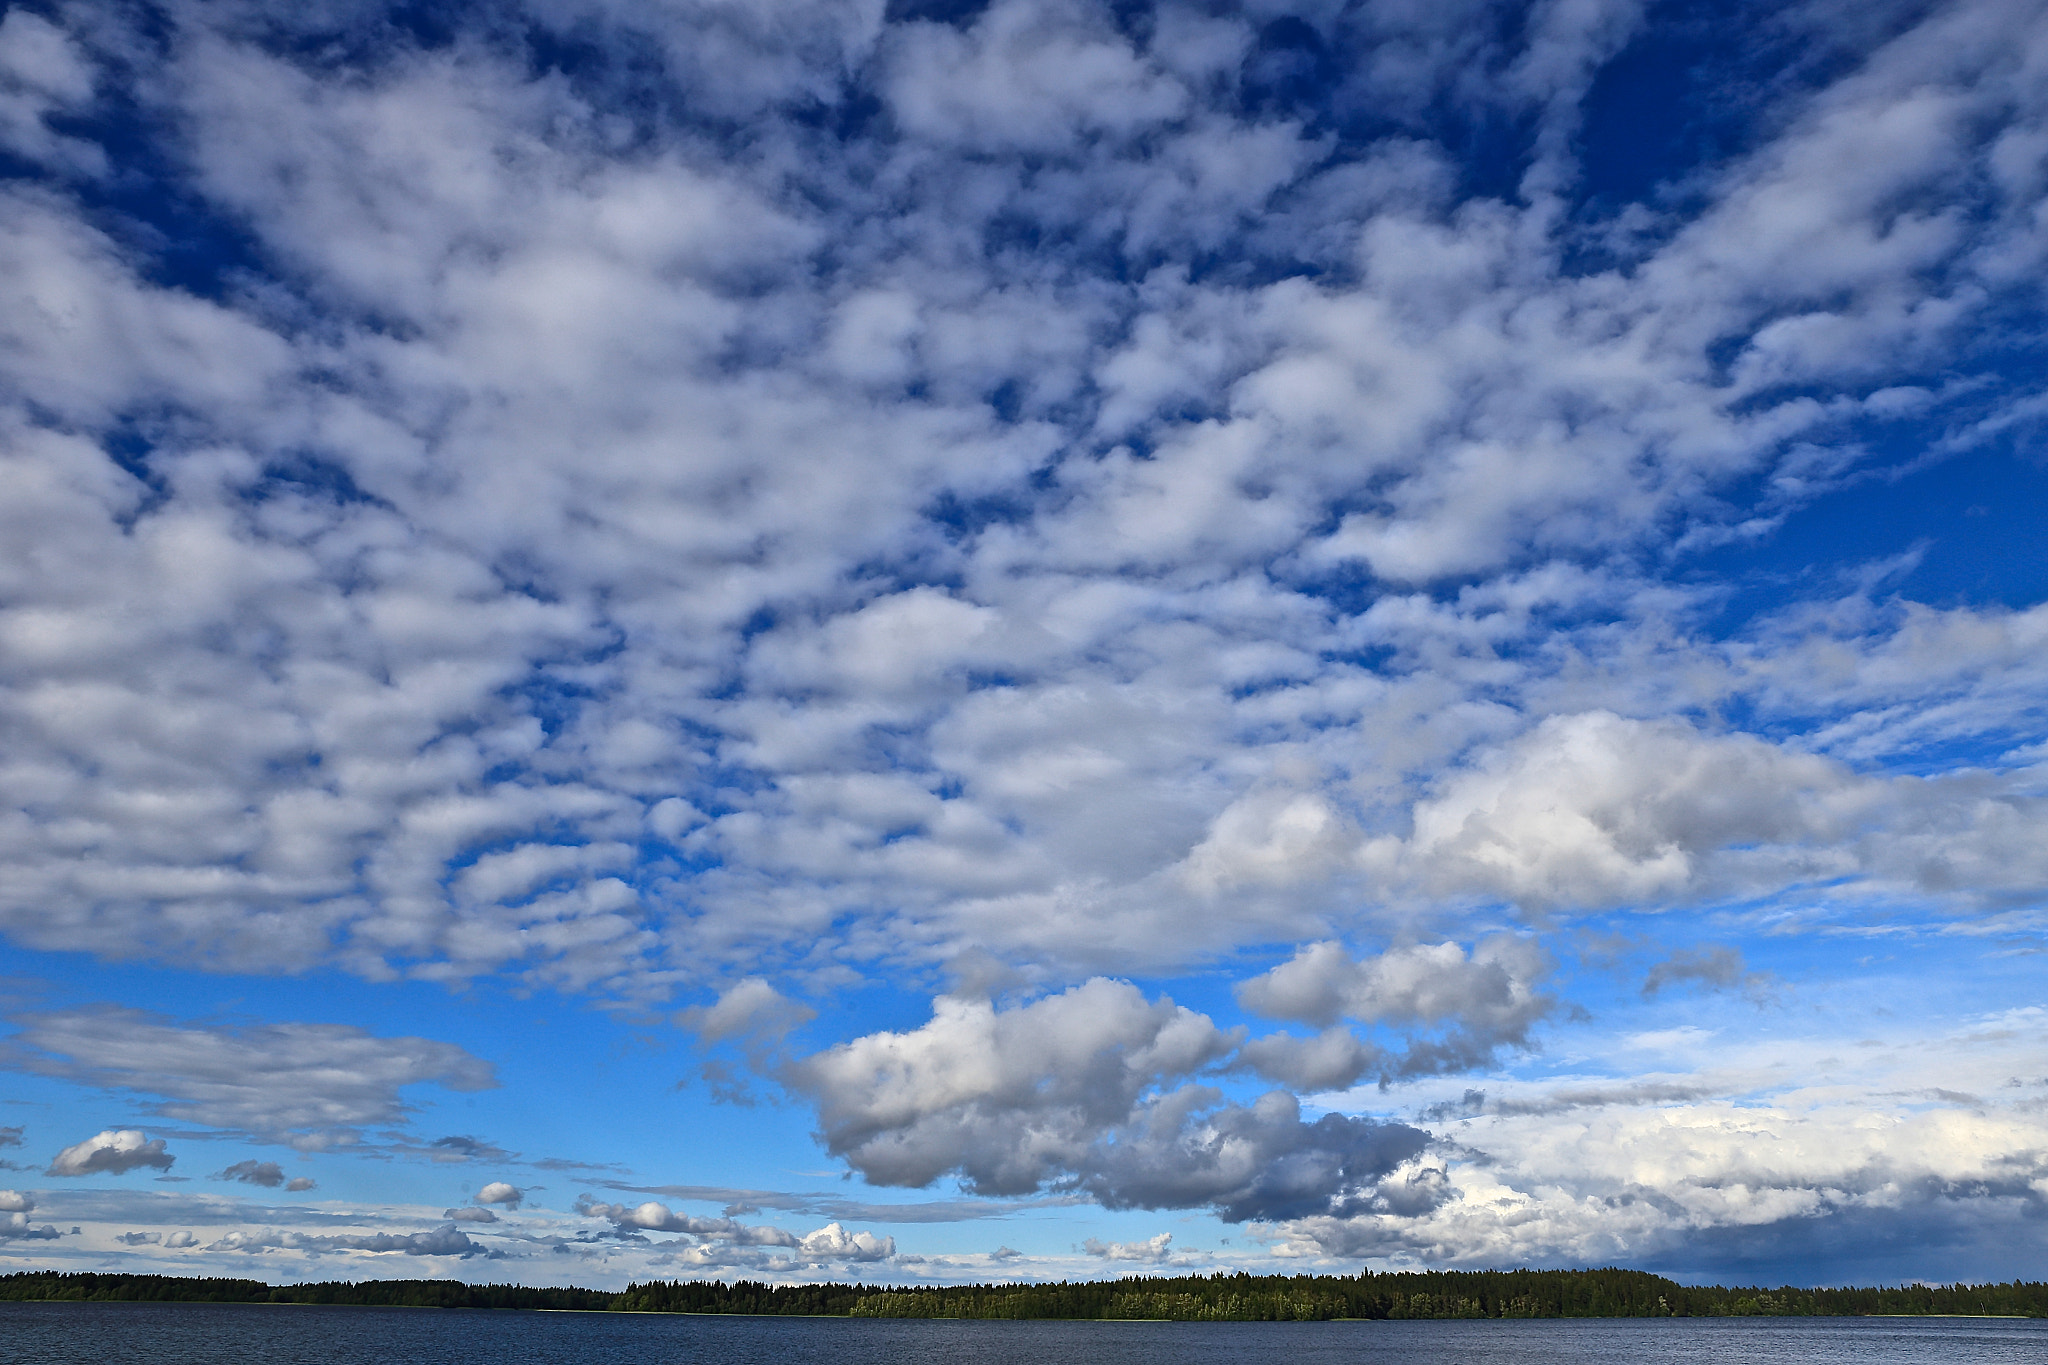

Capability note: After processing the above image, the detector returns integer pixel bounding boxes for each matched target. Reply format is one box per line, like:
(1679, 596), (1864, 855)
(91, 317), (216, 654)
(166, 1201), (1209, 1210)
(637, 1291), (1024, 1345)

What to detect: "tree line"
(4, 1268), (2045, 1318)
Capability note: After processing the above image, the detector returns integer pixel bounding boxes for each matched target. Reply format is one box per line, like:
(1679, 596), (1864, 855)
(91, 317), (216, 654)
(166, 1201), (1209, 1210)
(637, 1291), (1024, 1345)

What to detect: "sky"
(0, 0), (2045, 1292)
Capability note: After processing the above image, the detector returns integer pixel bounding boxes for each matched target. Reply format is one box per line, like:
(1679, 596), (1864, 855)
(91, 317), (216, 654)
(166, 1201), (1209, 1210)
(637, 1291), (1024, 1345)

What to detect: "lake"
(3, 1302), (2042, 1364)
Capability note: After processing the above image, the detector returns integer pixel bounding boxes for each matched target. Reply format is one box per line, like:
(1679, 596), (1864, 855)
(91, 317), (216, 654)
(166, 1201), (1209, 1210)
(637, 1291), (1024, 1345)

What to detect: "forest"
(4, 1269), (2045, 1318)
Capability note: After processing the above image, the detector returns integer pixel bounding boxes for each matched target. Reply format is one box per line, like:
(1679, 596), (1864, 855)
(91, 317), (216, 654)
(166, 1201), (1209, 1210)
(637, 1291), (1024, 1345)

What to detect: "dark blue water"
(2, 1302), (2041, 1364)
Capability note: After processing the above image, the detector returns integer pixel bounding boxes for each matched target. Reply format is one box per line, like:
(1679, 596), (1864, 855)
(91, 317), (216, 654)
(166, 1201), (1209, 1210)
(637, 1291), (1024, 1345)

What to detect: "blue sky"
(0, 0), (2045, 1289)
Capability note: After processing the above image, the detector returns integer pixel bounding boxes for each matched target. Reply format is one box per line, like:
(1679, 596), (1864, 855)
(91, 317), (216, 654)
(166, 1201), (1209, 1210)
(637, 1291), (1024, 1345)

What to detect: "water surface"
(4, 1301), (2041, 1365)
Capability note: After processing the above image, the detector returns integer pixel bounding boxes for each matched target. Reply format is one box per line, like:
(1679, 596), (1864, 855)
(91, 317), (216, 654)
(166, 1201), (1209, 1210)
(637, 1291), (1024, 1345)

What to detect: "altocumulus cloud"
(0, 0), (2040, 998)
(0, 0), (2044, 1282)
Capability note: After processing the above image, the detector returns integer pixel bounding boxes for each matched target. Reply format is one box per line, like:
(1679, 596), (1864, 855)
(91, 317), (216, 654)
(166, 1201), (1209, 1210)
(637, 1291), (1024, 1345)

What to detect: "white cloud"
(48, 1129), (174, 1177)
(676, 980), (816, 1049)
(796, 1221), (897, 1263)
(1083, 1231), (1173, 1262)
(0, 10), (105, 175)
(881, 0), (1190, 153)
(474, 1181), (523, 1209)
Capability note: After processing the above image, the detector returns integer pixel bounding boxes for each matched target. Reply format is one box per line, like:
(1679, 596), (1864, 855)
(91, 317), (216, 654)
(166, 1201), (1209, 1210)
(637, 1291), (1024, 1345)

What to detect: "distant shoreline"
(4, 1269), (2045, 1321)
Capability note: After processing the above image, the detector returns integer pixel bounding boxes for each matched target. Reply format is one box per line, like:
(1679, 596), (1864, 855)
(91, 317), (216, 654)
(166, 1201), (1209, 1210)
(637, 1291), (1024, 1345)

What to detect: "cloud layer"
(5, 1007), (497, 1147)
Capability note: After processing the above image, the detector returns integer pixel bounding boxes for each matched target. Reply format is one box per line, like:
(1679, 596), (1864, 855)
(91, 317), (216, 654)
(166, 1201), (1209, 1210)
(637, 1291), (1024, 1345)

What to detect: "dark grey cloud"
(0, 1214), (60, 1241)
(419, 1135), (516, 1164)
(1078, 1090), (1433, 1223)
(1642, 946), (1750, 997)
(214, 1160), (287, 1187)
(1417, 1083), (1719, 1122)
(1639, 1174), (2048, 1286)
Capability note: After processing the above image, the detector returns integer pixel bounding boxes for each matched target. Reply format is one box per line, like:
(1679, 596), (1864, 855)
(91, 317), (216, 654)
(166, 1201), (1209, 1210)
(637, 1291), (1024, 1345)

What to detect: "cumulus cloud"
(790, 980), (1235, 1192)
(444, 1207), (497, 1223)
(0, 1191), (58, 1241)
(473, 1181), (523, 1209)
(3, 1007), (495, 1146)
(796, 1222), (896, 1263)
(792, 982), (1431, 1221)
(48, 1129), (174, 1177)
